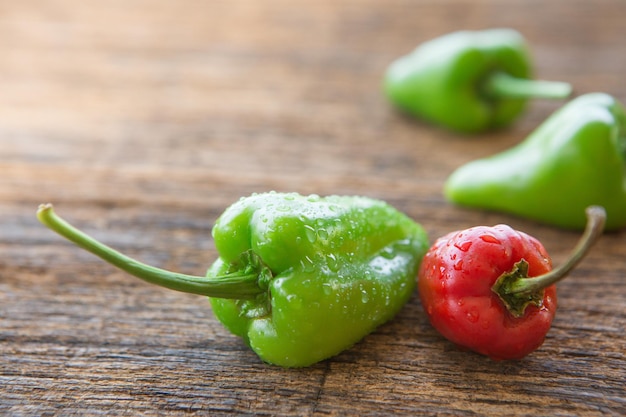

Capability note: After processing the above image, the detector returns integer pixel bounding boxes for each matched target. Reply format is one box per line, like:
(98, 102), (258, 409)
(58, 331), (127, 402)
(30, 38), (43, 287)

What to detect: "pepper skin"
(418, 207), (605, 360)
(418, 224), (555, 360)
(37, 192), (429, 367)
(384, 29), (571, 133)
(445, 93), (626, 230)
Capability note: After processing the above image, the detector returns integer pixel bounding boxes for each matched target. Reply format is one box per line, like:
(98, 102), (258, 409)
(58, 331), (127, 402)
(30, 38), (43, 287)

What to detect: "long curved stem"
(483, 72), (572, 100)
(508, 206), (606, 294)
(492, 206), (606, 317)
(37, 204), (265, 299)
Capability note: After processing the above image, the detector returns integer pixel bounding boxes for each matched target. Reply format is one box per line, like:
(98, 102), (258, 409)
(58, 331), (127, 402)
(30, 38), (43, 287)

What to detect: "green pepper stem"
(507, 206), (606, 294)
(483, 72), (572, 100)
(492, 206), (606, 318)
(37, 204), (265, 299)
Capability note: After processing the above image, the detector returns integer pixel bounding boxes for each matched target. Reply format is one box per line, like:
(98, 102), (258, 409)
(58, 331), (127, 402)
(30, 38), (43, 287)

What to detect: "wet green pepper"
(37, 192), (429, 367)
(384, 28), (572, 133)
(445, 93), (626, 230)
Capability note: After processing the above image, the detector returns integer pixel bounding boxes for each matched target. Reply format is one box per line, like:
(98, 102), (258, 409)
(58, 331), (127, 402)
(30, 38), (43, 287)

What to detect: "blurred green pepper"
(445, 93), (626, 230)
(384, 28), (572, 133)
(38, 192), (429, 367)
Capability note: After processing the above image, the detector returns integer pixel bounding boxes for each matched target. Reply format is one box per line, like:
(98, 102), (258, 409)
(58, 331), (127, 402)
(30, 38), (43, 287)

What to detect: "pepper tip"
(37, 203), (55, 224)
(38, 203), (54, 213)
(585, 205), (606, 219)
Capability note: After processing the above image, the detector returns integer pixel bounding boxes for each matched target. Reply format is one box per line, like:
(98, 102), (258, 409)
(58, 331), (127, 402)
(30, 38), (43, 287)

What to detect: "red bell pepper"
(418, 206), (605, 360)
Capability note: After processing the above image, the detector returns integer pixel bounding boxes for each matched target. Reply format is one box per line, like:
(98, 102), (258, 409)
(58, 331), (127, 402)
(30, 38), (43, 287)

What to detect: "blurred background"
(1, 1), (625, 415)
(3, 1), (624, 203)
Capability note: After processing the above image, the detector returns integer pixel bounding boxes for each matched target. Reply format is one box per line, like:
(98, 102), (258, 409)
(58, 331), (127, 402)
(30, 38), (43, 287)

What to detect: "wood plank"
(1, 0), (625, 415)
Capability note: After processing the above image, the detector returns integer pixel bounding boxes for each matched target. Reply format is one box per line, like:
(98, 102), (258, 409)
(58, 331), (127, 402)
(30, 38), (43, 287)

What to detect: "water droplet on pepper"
(480, 234), (501, 244)
(454, 241), (472, 252)
(466, 309), (479, 323)
(304, 225), (317, 243)
(361, 291), (370, 304)
(326, 253), (339, 271)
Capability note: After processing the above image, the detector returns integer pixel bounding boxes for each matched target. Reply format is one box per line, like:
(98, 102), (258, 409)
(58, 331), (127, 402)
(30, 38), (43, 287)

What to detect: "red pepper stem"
(37, 204), (266, 299)
(507, 206), (606, 295)
(483, 72), (573, 100)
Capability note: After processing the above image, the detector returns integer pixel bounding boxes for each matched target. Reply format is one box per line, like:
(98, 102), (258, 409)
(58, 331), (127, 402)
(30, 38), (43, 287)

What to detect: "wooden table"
(2, 1), (624, 415)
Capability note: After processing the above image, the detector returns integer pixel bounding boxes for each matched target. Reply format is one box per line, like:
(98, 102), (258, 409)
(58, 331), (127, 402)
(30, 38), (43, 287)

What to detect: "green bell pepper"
(384, 28), (572, 133)
(37, 192), (429, 367)
(444, 93), (626, 230)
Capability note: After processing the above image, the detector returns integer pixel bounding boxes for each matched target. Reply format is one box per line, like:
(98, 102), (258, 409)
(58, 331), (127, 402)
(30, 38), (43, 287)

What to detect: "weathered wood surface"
(1, 1), (625, 415)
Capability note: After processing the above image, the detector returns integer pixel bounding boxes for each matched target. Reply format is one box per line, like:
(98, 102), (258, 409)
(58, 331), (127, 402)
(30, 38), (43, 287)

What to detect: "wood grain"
(1, 1), (625, 415)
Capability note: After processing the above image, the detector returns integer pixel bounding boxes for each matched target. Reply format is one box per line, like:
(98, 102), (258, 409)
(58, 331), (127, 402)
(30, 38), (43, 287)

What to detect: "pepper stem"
(37, 204), (268, 299)
(483, 72), (573, 100)
(492, 206), (606, 317)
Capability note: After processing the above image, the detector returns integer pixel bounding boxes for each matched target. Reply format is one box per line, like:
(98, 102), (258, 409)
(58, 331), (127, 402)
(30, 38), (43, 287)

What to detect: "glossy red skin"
(418, 224), (557, 360)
